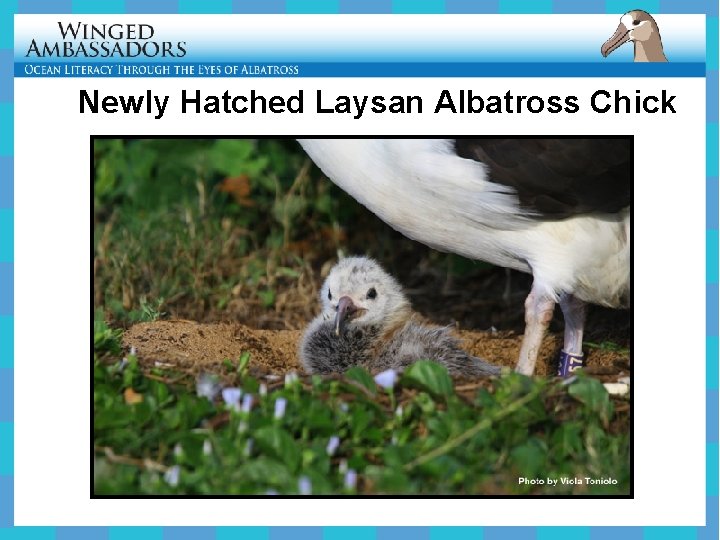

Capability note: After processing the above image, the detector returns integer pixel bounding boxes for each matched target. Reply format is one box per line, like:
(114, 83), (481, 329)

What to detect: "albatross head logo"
(601, 9), (668, 62)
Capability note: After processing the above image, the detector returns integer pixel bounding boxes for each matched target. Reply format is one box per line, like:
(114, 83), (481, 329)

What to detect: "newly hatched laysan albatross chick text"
(78, 88), (678, 120)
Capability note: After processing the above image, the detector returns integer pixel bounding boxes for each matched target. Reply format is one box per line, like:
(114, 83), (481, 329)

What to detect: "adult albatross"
(297, 139), (631, 376)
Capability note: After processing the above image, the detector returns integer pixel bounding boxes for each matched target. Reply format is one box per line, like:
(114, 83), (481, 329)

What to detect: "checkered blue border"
(1, 0), (717, 538)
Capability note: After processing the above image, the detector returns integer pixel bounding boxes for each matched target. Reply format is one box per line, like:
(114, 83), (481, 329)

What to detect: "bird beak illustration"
(601, 22), (630, 57)
(334, 296), (358, 336)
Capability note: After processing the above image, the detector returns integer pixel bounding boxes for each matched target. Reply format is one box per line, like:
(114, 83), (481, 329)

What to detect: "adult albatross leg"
(558, 293), (587, 376)
(516, 284), (555, 376)
(516, 288), (588, 376)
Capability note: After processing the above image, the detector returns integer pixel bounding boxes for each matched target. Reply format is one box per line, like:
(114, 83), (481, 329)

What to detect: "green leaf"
(402, 361), (454, 398)
(122, 354), (139, 389)
(237, 351), (251, 375)
(314, 193), (334, 215)
(258, 289), (275, 308)
(568, 376), (613, 424)
(364, 465), (410, 493)
(206, 139), (257, 177)
(550, 422), (583, 458)
(273, 196), (307, 224)
(301, 400), (335, 431)
(510, 438), (548, 479)
(348, 405), (376, 439)
(93, 310), (123, 355)
(277, 267), (301, 278)
(344, 367), (377, 395)
(254, 426), (301, 472)
(237, 457), (292, 486)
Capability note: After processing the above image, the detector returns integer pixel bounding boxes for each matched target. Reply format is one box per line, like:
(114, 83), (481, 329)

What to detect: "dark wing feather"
(454, 138), (632, 218)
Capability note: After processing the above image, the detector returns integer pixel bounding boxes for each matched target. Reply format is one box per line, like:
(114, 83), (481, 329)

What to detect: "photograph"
(92, 137), (632, 496)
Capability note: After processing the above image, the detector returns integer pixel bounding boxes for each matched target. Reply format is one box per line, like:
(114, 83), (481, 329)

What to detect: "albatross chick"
(299, 257), (501, 377)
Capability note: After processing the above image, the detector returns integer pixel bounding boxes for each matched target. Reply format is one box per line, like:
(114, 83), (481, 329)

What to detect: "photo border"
(89, 134), (635, 502)
(2, 0), (717, 538)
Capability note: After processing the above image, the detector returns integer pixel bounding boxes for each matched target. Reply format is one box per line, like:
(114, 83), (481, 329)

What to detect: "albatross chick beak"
(334, 296), (358, 336)
(601, 22), (630, 57)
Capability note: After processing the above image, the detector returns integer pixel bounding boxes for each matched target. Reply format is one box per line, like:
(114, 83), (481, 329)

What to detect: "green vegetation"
(94, 335), (629, 495)
(94, 138), (375, 326)
(585, 341), (631, 355)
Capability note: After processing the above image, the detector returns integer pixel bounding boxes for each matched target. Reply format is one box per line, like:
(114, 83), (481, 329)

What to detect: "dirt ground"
(120, 260), (630, 381)
(122, 317), (630, 380)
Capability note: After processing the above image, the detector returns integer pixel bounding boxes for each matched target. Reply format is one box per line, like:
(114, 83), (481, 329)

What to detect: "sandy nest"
(122, 319), (629, 379)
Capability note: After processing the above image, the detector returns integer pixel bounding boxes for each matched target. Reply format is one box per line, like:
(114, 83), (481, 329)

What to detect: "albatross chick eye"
(632, 20), (640, 25)
(328, 290), (332, 300)
(366, 288), (377, 299)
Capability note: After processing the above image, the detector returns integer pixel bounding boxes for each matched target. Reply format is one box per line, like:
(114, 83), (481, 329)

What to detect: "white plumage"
(298, 139), (630, 376)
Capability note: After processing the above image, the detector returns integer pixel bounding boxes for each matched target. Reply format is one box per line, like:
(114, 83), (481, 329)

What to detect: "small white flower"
(391, 434), (398, 445)
(284, 372), (299, 386)
(173, 443), (183, 457)
(196, 373), (221, 401)
(241, 394), (253, 413)
(395, 405), (403, 418)
(237, 420), (248, 434)
(129, 346), (137, 356)
(298, 476), (312, 495)
(164, 465), (180, 487)
(202, 439), (212, 457)
(259, 383), (268, 396)
(338, 459), (348, 474)
(374, 369), (398, 390)
(222, 387), (243, 411)
(344, 469), (357, 490)
(274, 397), (287, 419)
(339, 402), (349, 413)
(326, 435), (340, 456)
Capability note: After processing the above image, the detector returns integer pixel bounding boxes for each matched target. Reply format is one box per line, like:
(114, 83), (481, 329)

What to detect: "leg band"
(557, 350), (584, 377)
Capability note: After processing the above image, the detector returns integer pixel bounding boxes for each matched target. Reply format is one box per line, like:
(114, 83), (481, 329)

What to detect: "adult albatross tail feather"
(297, 138), (631, 376)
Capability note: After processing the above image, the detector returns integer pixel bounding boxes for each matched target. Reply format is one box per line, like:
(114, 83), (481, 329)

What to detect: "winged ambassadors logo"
(24, 21), (187, 58)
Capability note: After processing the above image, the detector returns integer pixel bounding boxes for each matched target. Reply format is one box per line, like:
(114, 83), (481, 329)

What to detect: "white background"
(14, 76), (706, 525)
